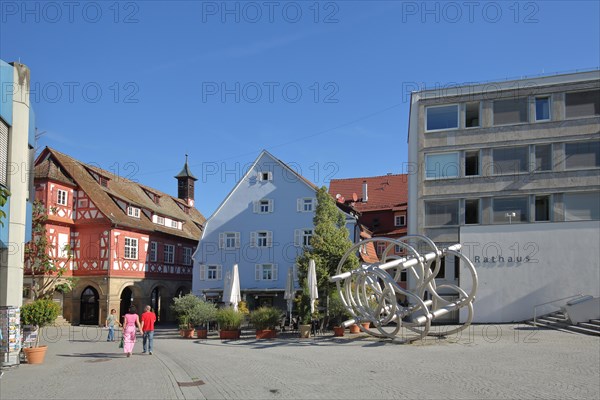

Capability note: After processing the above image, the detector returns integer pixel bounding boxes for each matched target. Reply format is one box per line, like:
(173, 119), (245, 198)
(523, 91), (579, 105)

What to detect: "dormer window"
(170, 220), (178, 228)
(155, 215), (165, 225)
(258, 171), (273, 181)
(99, 176), (109, 188)
(127, 206), (140, 218)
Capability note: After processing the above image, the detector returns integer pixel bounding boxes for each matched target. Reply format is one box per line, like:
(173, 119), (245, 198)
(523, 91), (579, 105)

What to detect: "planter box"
(333, 326), (345, 337)
(196, 329), (208, 339)
(299, 324), (311, 338)
(219, 330), (240, 340)
(255, 329), (277, 339)
(181, 329), (195, 339)
(24, 345), (48, 364)
(349, 324), (361, 334)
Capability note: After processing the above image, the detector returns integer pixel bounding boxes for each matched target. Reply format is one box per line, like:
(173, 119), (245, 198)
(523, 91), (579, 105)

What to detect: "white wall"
(459, 221), (600, 323)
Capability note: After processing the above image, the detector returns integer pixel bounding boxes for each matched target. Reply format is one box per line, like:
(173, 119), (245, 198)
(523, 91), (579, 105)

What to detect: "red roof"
(329, 174), (408, 212)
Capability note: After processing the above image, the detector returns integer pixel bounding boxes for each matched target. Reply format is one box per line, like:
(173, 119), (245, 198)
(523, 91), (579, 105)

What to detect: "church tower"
(175, 154), (198, 207)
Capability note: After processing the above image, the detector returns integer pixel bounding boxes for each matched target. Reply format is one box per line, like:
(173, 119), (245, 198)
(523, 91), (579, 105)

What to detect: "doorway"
(80, 286), (99, 325)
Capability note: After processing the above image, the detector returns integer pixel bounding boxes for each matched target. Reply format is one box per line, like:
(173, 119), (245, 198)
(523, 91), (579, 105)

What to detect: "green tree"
(24, 201), (76, 300)
(0, 187), (9, 226)
(296, 186), (359, 303)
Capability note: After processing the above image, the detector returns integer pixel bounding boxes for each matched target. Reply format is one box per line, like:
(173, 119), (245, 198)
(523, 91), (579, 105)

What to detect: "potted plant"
(171, 294), (203, 338)
(295, 287), (317, 338)
(249, 306), (281, 339)
(328, 291), (350, 337)
(190, 301), (217, 339)
(20, 299), (60, 364)
(216, 307), (243, 340)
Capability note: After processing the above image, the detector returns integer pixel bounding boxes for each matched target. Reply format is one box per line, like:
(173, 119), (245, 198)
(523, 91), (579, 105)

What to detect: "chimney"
(362, 180), (368, 202)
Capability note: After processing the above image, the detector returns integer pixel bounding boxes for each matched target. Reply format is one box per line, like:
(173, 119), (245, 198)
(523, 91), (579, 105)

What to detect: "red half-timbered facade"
(28, 147), (205, 325)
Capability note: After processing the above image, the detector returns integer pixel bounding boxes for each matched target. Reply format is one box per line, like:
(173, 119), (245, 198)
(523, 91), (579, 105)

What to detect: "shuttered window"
(0, 119), (8, 187)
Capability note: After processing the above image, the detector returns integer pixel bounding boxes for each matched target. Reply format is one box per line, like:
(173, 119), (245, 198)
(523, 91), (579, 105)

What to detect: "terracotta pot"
(24, 345), (48, 364)
(196, 329), (208, 339)
(333, 326), (345, 337)
(255, 329), (276, 339)
(182, 329), (195, 338)
(299, 324), (311, 338)
(361, 322), (371, 330)
(219, 329), (240, 340)
(349, 324), (361, 334)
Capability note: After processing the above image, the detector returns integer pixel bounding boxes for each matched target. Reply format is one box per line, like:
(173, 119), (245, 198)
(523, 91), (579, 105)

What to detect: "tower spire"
(175, 155), (197, 207)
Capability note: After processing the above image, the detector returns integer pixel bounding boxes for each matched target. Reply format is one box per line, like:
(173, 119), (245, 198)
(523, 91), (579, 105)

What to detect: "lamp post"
(505, 212), (516, 224)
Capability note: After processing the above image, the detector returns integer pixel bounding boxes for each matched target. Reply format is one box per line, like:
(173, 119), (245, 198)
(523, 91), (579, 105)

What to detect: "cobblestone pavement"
(1, 324), (598, 400)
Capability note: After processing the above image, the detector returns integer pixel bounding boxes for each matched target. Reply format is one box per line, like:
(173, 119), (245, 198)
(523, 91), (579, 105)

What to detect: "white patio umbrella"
(308, 259), (319, 314)
(283, 268), (295, 327)
(223, 264), (241, 311)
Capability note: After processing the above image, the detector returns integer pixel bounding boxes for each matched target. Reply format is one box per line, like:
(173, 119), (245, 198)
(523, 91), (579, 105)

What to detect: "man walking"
(141, 305), (157, 355)
(105, 308), (119, 342)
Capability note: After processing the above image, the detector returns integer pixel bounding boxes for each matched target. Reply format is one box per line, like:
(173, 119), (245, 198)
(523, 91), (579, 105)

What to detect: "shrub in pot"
(328, 291), (350, 337)
(171, 294), (205, 338)
(216, 307), (243, 340)
(249, 307), (280, 339)
(190, 301), (217, 339)
(20, 299), (60, 364)
(295, 287), (318, 338)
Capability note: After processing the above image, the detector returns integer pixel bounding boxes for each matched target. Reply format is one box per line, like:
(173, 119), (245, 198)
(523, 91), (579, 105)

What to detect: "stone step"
(569, 325), (600, 336)
(588, 319), (600, 326)
(545, 316), (569, 323)
(53, 316), (71, 326)
(578, 322), (600, 331)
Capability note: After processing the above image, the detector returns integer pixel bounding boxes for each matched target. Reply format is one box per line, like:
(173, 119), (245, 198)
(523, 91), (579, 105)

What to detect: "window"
(251, 231), (272, 248)
(149, 241), (157, 262)
(394, 215), (406, 227)
(492, 146), (529, 174)
(297, 198), (315, 212)
(219, 232), (240, 249)
(535, 97), (551, 121)
(464, 151), (480, 176)
(565, 90), (600, 118)
(465, 102), (480, 128)
(425, 152), (459, 179)
(425, 200), (459, 226)
(170, 220), (178, 228)
(201, 265), (222, 281)
(155, 215), (165, 225)
(464, 199), (480, 225)
(127, 206), (140, 218)
(431, 258), (445, 279)
(426, 104), (459, 131)
(564, 192), (600, 221)
(493, 97), (528, 125)
(99, 176), (109, 188)
(535, 195), (550, 222)
(302, 229), (313, 246)
(164, 244), (175, 264)
(376, 242), (386, 256)
(124, 238), (138, 259)
(258, 171), (273, 181)
(57, 189), (68, 206)
(0, 119), (8, 187)
(254, 199), (273, 213)
(492, 197), (528, 224)
(565, 141), (600, 169)
(255, 264), (278, 281)
(183, 247), (193, 266)
(534, 144), (552, 172)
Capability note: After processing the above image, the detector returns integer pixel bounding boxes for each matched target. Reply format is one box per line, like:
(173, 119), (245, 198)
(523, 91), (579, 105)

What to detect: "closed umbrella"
(283, 268), (295, 328)
(223, 264), (241, 311)
(308, 259), (318, 314)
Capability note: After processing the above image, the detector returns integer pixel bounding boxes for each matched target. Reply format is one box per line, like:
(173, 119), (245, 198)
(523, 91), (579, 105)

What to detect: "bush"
(21, 299), (60, 328)
(249, 307), (281, 330)
(191, 301), (217, 328)
(216, 307), (243, 330)
(171, 294), (204, 328)
(295, 284), (319, 325)
(328, 291), (350, 327)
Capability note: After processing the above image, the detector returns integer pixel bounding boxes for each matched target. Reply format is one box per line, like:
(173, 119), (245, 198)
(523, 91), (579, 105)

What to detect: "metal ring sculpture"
(329, 235), (478, 343)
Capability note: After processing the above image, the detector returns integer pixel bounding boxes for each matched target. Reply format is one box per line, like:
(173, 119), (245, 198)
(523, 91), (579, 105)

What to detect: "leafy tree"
(296, 186), (359, 305)
(0, 187), (9, 226)
(24, 201), (76, 300)
(20, 299), (60, 346)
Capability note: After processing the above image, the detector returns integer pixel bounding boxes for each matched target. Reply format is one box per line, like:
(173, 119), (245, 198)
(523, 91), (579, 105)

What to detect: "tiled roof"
(34, 158), (75, 186)
(329, 174), (408, 212)
(35, 147), (206, 241)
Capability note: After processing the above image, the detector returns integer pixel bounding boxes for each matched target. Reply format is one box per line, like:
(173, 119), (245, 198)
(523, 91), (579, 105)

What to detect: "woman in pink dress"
(122, 305), (142, 357)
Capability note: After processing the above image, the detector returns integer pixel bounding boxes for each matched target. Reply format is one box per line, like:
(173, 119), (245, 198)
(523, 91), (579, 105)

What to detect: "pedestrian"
(105, 308), (120, 342)
(122, 305), (142, 357)
(141, 305), (157, 355)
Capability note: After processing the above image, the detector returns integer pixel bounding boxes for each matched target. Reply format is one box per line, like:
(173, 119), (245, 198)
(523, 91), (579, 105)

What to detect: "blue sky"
(1, 0), (599, 217)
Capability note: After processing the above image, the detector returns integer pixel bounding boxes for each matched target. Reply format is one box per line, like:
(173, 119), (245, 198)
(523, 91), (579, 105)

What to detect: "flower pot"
(182, 328), (195, 338)
(333, 326), (345, 337)
(196, 329), (208, 339)
(24, 345), (48, 364)
(299, 324), (311, 338)
(219, 329), (240, 340)
(349, 324), (361, 334)
(361, 322), (371, 330)
(256, 329), (276, 339)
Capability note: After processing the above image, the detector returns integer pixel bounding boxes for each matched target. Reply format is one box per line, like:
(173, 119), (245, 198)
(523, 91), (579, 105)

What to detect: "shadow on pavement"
(57, 352), (123, 358)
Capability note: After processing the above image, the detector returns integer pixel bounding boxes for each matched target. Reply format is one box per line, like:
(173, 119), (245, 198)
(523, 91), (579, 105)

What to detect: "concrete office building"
(407, 70), (600, 323)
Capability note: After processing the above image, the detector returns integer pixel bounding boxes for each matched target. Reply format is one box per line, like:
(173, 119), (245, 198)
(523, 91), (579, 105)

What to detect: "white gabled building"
(192, 150), (358, 310)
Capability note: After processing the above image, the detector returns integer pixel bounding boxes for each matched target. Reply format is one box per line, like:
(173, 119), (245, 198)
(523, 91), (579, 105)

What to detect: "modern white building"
(0, 60), (35, 308)
(407, 70), (600, 323)
(192, 150), (357, 310)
